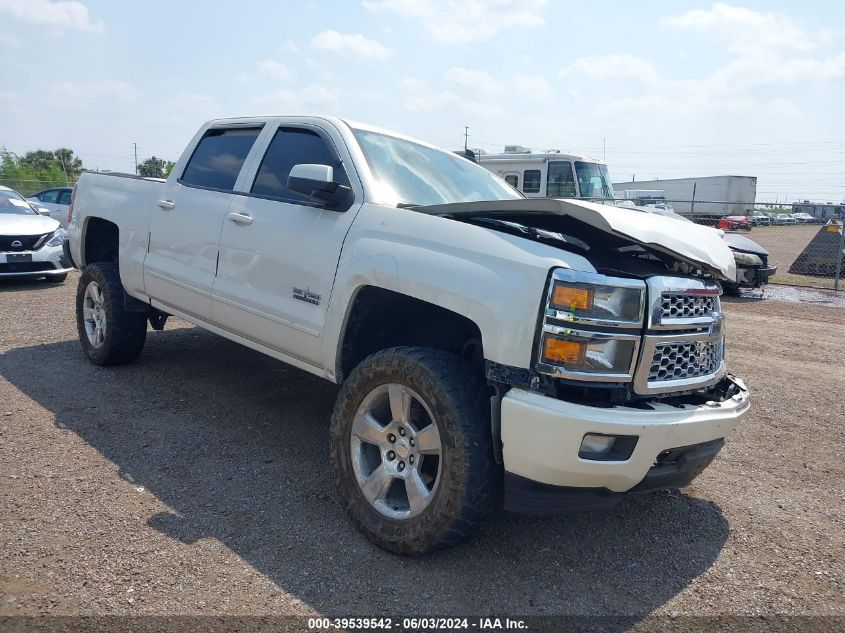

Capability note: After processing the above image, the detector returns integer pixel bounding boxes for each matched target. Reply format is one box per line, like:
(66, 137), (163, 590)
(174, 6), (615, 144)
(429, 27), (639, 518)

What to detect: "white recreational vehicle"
(477, 148), (615, 200)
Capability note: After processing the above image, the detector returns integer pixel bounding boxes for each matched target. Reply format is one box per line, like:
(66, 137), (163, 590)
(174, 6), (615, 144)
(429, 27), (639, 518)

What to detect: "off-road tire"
(330, 347), (500, 554)
(76, 262), (147, 365)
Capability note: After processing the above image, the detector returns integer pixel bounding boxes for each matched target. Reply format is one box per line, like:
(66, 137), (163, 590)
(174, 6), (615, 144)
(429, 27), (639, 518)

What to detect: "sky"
(0, 0), (843, 203)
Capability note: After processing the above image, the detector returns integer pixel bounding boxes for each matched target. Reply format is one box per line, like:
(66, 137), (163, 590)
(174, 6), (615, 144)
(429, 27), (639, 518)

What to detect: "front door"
(143, 126), (263, 320)
(212, 123), (359, 366)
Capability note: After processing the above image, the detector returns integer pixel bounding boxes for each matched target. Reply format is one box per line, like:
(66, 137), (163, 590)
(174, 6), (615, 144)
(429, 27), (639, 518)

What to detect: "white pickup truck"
(67, 116), (749, 553)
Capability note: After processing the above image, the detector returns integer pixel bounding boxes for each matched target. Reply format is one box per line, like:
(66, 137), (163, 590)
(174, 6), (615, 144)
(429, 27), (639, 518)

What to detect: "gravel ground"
(1, 272), (843, 623)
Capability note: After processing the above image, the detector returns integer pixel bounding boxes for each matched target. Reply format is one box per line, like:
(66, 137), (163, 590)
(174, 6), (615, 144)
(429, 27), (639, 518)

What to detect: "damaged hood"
(414, 198), (737, 281)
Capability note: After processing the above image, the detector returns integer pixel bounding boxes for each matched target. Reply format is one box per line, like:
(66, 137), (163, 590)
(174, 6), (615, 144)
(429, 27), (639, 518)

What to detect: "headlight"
(733, 252), (763, 266)
(537, 270), (645, 381)
(548, 273), (644, 326)
(541, 329), (639, 376)
(46, 228), (67, 247)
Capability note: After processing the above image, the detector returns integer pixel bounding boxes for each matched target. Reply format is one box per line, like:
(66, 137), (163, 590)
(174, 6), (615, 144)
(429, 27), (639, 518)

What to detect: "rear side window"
(58, 190), (72, 204)
(251, 127), (348, 202)
(523, 170), (541, 193)
(40, 190), (59, 203)
(546, 161), (575, 197)
(180, 127), (262, 191)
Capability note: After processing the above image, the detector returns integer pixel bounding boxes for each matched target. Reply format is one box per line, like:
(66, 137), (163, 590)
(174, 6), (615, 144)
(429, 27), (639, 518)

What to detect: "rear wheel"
(76, 262), (147, 365)
(330, 347), (500, 554)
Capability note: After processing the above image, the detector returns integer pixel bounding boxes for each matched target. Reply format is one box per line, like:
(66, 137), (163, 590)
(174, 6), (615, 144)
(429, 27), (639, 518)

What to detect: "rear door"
(211, 120), (361, 366)
(144, 124), (264, 320)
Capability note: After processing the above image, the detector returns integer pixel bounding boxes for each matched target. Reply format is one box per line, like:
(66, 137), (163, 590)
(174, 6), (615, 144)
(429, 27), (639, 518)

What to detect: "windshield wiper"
(396, 202), (420, 209)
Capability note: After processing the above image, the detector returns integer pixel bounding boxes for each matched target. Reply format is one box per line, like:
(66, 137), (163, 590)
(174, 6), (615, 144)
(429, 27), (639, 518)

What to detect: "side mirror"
(287, 163), (351, 210)
(35, 207), (51, 216)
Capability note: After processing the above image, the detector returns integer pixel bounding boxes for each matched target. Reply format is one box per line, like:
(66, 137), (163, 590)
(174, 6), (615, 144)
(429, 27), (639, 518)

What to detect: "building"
(791, 201), (845, 221)
(611, 175), (757, 217)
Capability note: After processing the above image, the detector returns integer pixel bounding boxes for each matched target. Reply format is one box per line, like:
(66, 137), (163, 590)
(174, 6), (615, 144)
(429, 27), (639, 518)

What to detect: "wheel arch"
(81, 216), (119, 266)
(335, 285), (485, 383)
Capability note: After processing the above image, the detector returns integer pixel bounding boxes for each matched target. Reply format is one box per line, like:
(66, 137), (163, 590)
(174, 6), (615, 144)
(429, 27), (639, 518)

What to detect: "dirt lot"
(1, 272), (843, 624)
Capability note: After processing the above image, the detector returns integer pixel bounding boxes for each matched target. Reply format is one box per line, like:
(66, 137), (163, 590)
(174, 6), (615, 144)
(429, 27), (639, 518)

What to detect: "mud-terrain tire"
(76, 262), (147, 365)
(330, 347), (500, 554)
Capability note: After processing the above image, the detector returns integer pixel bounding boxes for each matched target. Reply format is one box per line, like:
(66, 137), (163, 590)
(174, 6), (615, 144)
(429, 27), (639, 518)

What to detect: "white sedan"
(790, 212), (816, 223)
(27, 186), (72, 227)
(1, 186), (73, 282)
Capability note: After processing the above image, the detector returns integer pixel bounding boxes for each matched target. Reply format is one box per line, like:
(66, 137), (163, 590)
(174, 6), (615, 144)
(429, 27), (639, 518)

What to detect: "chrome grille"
(648, 340), (722, 382)
(661, 294), (718, 320)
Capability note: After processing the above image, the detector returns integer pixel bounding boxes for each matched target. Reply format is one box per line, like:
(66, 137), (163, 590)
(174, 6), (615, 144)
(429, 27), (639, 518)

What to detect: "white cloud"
(364, 0), (547, 43)
(444, 67), (501, 94)
(50, 81), (136, 107)
(257, 60), (294, 81)
(559, 54), (661, 85)
(310, 30), (390, 60)
(402, 77), (503, 119)
(661, 3), (815, 52)
(253, 85), (341, 112)
(513, 74), (552, 101)
(0, 0), (102, 31)
(0, 31), (21, 47)
(280, 39), (300, 53)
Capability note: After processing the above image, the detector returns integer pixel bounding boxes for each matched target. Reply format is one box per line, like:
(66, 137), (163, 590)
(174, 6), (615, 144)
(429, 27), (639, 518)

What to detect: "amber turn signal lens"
(542, 337), (586, 367)
(551, 284), (593, 312)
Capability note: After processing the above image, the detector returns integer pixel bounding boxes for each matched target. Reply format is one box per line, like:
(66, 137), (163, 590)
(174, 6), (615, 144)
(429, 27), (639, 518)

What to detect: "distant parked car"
(717, 216), (752, 231)
(27, 186), (72, 227)
(779, 215), (798, 225)
(751, 211), (772, 226)
(790, 212), (816, 224)
(1, 186), (72, 282)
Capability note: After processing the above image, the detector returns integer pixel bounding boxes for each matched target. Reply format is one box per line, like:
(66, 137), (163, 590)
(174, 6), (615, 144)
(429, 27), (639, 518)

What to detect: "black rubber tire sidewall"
(75, 262), (147, 366)
(330, 346), (500, 554)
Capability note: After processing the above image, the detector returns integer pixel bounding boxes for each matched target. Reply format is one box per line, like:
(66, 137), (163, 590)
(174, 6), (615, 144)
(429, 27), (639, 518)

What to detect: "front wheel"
(330, 347), (500, 554)
(76, 262), (147, 365)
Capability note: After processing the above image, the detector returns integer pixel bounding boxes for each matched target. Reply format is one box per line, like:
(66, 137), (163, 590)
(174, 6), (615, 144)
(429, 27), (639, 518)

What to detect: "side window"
(546, 161), (576, 197)
(40, 190), (60, 203)
(251, 127), (348, 202)
(523, 170), (541, 194)
(58, 190), (72, 205)
(180, 127), (262, 191)
(503, 174), (519, 189)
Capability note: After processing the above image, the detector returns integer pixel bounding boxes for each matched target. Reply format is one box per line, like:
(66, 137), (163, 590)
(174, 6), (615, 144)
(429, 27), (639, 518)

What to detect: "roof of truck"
(205, 115), (450, 154)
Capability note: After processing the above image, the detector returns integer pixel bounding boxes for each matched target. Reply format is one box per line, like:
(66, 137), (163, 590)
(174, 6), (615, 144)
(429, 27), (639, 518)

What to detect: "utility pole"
(603, 137), (606, 161)
(690, 182), (697, 217)
(134, 143), (138, 175)
(463, 126), (469, 152)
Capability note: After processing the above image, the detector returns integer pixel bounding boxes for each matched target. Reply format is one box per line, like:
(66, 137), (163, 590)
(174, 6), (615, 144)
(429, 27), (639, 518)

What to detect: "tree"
(19, 148), (83, 181)
(0, 147), (71, 196)
(138, 156), (175, 178)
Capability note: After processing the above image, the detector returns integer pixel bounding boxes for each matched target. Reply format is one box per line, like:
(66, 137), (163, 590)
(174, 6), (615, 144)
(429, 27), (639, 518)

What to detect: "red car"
(717, 216), (752, 231)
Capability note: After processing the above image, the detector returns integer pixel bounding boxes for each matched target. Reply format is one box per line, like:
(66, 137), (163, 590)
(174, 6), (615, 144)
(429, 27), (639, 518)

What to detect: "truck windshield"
(353, 129), (523, 206)
(0, 190), (36, 215)
(574, 162), (614, 200)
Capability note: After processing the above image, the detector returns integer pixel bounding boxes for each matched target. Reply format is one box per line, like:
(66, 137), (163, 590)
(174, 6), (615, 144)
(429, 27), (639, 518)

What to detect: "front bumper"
(501, 376), (749, 512)
(736, 264), (777, 289)
(0, 243), (73, 278)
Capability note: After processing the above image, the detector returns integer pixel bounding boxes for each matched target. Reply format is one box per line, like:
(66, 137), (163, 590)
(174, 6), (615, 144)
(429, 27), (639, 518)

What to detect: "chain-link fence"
(0, 178), (74, 198)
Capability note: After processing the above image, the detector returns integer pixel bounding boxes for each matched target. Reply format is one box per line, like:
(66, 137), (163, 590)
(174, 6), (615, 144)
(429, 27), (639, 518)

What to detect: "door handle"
(228, 212), (253, 225)
(157, 199), (176, 210)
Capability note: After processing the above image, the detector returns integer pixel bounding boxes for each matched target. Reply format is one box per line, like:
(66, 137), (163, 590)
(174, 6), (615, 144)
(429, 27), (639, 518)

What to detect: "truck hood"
(414, 198), (737, 281)
(0, 213), (59, 237)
